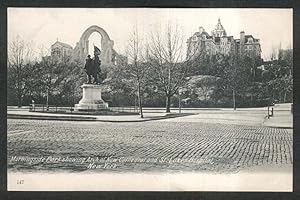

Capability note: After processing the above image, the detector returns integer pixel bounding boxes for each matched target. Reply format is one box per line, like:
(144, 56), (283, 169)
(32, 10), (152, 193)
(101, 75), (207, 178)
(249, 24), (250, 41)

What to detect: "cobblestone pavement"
(7, 119), (293, 173)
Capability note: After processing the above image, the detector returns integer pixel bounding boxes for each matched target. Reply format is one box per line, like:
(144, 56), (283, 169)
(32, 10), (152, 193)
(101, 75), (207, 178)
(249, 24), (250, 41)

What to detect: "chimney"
(239, 31), (245, 56)
(199, 26), (204, 34)
(240, 31), (245, 44)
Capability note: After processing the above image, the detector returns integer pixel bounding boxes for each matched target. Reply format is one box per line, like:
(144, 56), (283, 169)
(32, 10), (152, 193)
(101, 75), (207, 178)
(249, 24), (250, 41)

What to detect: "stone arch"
(80, 25), (111, 42)
(72, 25), (116, 67)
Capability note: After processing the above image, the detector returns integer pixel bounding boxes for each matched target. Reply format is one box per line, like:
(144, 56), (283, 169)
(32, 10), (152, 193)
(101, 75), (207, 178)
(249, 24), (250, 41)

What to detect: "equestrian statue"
(84, 45), (103, 84)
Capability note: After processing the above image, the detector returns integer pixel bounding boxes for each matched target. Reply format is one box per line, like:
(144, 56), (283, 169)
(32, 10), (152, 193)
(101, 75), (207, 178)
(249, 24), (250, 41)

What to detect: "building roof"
(212, 18), (227, 37)
(188, 19), (260, 48)
(227, 36), (234, 42)
(244, 35), (260, 43)
(52, 41), (73, 49)
(194, 31), (210, 37)
(214, 18), (225, 32)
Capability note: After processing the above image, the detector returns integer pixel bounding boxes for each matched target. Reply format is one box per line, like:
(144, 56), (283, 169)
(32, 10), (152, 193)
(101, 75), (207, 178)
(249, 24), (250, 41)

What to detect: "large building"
(187, 18), (261, 59)
(50, 40), (73, 63)
(49, 39), (125, 66)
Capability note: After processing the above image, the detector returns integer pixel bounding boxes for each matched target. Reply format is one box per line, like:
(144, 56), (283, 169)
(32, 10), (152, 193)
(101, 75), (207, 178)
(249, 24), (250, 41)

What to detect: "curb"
(7, 113), (194, 123)
(262, 115), (293, 129)
(263, 125), (293, 129)
(94, 113), (195, 123)
(8, 114), (96, 121)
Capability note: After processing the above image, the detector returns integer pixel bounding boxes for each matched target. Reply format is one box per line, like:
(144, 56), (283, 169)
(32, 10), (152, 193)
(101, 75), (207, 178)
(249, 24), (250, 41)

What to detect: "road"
(7, 119), (293, 173)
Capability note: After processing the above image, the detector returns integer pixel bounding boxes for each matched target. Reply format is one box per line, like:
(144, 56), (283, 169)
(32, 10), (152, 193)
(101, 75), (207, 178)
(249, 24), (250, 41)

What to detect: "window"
(52, 47), (61, 57)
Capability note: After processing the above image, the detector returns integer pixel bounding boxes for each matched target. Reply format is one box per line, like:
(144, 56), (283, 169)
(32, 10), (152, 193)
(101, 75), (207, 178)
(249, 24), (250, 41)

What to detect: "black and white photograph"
(6, 8), (293, 191)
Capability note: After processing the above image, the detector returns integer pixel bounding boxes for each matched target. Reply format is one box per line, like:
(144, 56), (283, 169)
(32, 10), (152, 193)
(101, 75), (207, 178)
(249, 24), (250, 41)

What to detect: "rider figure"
(92, 55), (101, 84)
(84, 55), (93, 84)
(84, 45), (102, 84)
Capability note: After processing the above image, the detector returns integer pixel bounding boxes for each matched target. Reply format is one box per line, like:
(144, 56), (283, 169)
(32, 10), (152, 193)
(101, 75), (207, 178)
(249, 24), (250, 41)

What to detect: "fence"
(29, 104), (138, 114)
(29, 104), (75, 113)
(109, 106), (139, 113)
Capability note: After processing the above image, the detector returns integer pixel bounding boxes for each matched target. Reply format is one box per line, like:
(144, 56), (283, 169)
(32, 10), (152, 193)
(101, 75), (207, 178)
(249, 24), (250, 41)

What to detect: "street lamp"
(178, 89), (183, 114)
(46, 86), (49, 111)
(46, 73), (51, 111)
(134, 94), (137, 112)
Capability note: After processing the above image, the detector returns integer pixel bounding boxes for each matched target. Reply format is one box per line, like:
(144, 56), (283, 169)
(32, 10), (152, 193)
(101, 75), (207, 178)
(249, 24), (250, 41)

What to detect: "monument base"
(75, 84), (108, 111)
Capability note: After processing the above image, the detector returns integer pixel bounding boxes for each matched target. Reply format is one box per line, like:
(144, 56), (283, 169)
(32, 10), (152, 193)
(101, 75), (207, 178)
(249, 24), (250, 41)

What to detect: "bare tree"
(270, 46), (278, 61)
(148, 23), (202, 112)
(8, 36), (34, 107)
(123, 25), (148, 118)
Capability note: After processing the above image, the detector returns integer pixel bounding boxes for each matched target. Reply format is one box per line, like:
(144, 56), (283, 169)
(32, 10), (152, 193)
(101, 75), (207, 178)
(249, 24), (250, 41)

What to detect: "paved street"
(7, 119), (292, 173)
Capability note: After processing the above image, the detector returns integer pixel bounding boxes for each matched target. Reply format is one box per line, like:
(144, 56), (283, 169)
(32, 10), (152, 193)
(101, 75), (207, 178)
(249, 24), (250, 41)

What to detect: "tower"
(240, 31), (245, 56)
(212, 17), (227, 37)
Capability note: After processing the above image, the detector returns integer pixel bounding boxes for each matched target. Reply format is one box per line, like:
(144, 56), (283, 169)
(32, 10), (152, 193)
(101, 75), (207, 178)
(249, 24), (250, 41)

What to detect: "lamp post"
(134, 94), (137, 113)
(46, 72), (51, 112)
(178, 89), (183, 114)
(46, 86), (49, 111)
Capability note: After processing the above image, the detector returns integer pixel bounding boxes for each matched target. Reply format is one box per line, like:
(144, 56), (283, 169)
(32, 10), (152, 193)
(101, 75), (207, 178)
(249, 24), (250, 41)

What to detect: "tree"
(8, 36), (35, 107)
(264, 49), (293, 103)
(126, 27), (148, 118)
(114, 26), (148, 118)
(148, 23), (201, 112)
(221, 54), (241, 109)
(187, 75), (219, 102)
(36, 57), (85, 106)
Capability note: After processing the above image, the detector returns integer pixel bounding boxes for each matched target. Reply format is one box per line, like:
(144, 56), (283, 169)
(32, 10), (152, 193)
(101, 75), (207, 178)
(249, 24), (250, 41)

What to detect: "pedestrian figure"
(31, 99), (35, 111)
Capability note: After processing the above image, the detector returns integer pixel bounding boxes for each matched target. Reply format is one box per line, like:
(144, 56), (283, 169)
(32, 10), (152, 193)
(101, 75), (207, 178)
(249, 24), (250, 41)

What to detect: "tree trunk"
(284, 91), (287, 103)
(17, 79), (22, 107)
(17, 92), (22, 108)
(233, 88), (236, 110)
(279, 91), (282, 103)
(137, 82), (143, 118)
(166, 95), (171, 113)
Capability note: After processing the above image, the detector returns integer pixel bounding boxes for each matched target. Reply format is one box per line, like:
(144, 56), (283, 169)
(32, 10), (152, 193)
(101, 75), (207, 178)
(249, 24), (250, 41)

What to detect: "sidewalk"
(7, 103), (293, 128)
(7, 109), (192, 122)
(262, 103), (293, 129)
(160, 110), (267, 126)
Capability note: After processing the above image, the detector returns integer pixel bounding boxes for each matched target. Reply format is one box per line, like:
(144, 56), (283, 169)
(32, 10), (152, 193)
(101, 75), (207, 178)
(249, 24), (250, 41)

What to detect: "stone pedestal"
(75, 84), (108, 111)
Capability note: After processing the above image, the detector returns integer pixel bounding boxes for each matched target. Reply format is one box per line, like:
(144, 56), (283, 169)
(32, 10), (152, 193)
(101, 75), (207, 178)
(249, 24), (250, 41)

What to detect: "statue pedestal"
(75, 84), (108, 111)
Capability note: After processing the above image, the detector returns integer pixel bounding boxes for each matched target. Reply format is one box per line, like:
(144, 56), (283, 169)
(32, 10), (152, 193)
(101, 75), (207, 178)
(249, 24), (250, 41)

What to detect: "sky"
(8, 8), (293, 61)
